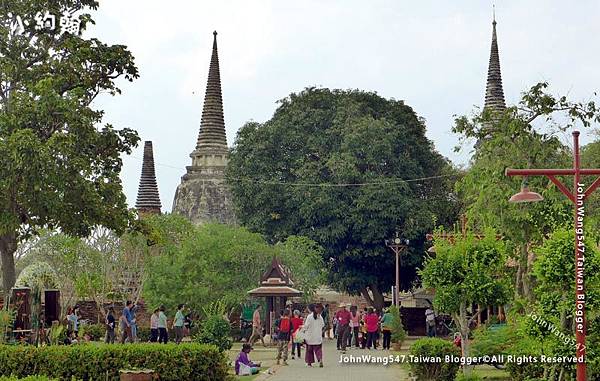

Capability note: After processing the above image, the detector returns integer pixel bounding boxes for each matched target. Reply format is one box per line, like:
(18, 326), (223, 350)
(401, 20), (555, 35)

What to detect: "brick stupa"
(483, 14), (506, 115)
(172, 31), (236, 225)
(135, 141), (162, 216)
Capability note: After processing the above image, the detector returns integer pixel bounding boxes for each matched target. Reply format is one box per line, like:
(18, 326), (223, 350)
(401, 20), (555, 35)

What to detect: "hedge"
(0, 377), (60, 381)
(0, 343), (233, 381)
(409, 337), (461, 381)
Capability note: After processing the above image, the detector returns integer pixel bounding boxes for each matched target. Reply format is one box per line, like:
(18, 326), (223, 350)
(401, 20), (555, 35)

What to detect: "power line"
(130, 156), (459, 188)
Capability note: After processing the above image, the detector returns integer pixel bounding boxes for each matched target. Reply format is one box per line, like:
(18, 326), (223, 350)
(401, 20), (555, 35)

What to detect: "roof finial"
(493, 4), (496, 24)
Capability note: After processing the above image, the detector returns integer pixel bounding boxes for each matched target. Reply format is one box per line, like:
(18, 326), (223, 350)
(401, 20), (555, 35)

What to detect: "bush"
(195, 315), (232, 352)
(0, 343), (232, 381)
(136, 327), (151, 342)
(410, 338), (460, 381)
(78, 324), (105, 341)
(389, 307), (406, 344)
(0, 377), (60, 381)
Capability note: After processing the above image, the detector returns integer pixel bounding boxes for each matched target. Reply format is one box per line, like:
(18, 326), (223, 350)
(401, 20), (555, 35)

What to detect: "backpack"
(279, 317), (291, 333)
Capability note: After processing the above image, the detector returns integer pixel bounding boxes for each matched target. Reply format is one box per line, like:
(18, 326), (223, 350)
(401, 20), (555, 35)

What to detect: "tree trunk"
(0, 232), (17, 297)
(458, 300), (473, 376)
(360, 285), (386, 311)
(370, 284), (385, 311)
(360, 287), (374, 306)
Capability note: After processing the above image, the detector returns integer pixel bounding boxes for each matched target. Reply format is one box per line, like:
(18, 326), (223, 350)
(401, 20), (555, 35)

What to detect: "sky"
(89, 0), (600, 212)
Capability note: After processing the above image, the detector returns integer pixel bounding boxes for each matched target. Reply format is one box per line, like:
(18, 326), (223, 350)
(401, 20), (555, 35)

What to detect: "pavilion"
(247, 257), (302, 336)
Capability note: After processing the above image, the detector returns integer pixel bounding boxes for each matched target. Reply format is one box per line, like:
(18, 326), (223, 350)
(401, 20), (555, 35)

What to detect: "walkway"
(261, 338), (411, 381)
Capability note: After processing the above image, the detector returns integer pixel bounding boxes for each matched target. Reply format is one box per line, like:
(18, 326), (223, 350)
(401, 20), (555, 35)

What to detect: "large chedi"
(172, 31), (236, 225)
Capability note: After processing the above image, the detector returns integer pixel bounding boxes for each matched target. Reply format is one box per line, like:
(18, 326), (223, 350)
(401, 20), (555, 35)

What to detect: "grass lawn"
(471, 365), (510, 380)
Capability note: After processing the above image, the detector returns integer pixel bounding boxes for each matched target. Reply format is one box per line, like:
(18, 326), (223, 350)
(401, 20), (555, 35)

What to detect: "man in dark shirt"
(105, 307), (116, 343)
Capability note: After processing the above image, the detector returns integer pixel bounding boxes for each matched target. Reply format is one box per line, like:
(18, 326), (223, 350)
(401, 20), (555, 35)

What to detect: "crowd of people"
(235, 301), (396, 375)
(63, 302), (191, 345)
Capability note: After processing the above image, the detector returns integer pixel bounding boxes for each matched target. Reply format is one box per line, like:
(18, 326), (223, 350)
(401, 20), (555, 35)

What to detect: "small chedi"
(172, 31), (236, 225)
(135, 140), (162, 216)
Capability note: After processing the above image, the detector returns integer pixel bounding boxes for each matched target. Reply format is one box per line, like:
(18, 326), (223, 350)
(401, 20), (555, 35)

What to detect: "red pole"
(395, 249), (400, 308)
(574, 131), (586, 381)
(506, 130), (593, 380)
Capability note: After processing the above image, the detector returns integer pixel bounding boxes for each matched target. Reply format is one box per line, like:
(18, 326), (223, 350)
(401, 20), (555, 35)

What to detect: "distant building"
(172, 31), (236, 225)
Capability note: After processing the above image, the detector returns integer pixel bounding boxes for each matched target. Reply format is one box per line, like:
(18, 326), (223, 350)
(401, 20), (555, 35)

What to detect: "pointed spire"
(135, 141), (162, 215)
(195, 31), (228, 152)
(483, 12), (506, 113)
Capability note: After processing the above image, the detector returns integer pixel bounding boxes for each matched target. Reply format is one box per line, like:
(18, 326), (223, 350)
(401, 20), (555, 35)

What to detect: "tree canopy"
(0, 0), (139, 294)
(420, 231), (511, 375)
(227, 88), (460, 308)
(453, 82), (600, 300)
(142, 215), (326, 312)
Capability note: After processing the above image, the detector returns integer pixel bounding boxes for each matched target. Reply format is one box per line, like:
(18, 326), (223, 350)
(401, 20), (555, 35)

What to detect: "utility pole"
(385, 233), (408, 308)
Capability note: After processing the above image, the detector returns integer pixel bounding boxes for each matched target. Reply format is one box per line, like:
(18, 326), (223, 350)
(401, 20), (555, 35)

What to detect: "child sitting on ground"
(235, 343), (261, 376)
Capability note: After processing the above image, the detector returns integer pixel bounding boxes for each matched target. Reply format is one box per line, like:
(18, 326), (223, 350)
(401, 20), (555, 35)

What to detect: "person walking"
(365, 308), (379, 349)
(150, 308), (159, 342)
(120, 301), (134, 343)
(334, 303), (351, 353)
(103, 307), (115, 343)
(105, 307), (116, 344)
(130, 302), (138, 343)
(248, 306), (266, 347)
(290, 309), (304, 360)
(157, 305), (169, 343)
(425, 307), (436, 337)
(349, 306), (360, 348)
(322, 304), (331, 339)
(275, 309), (293, 365)
(381, 308), (393, 350)
(67, 306), (80, 337)
(302, 304), (325, 367)
(173, 304), (185, 344)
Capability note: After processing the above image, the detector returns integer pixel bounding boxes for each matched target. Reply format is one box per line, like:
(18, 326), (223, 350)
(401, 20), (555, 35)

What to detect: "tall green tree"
(0, 0), (139, 294)
(143, 218), (325, 312)
(453, 82), (600, 300)
(227, 88), (460, 309)
(420, 231), (511, 377)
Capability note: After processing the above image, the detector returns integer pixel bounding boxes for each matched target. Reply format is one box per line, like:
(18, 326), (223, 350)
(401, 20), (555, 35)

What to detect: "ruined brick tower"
(135, 140), (162, 216)
(172, 31), (236, 225)
(483, 13), (506, 114)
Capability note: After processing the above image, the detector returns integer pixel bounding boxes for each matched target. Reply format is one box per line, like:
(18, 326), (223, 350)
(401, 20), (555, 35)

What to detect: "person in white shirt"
(301, 303), (325, 367)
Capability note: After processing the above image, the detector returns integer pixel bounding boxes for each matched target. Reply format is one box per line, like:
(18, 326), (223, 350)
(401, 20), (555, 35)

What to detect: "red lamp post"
(506, 131), (600, 381)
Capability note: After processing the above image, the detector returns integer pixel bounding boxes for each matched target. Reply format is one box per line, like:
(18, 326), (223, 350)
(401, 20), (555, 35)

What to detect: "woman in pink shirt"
(364, 308), (379, 349)
(348, 306), (361, 349)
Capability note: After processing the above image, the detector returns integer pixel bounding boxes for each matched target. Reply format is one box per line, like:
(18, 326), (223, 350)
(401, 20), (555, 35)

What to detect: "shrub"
(0, 343), (232, 381)
(505, 353), (544, 381)
(195, 315), (232, 352)
(78, 324), (105, 341)
(136, 327), (151, 342)
(0, 376), (60, 381)
(410, 338), (460, 381)
(0, 308), (15, 344)
(389, 307), (406, 344)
